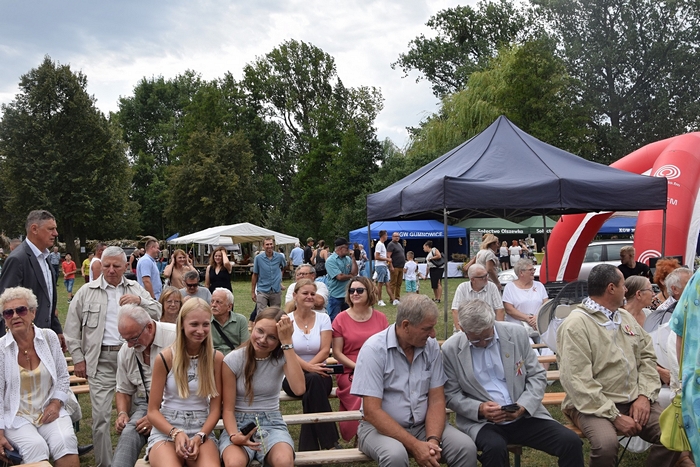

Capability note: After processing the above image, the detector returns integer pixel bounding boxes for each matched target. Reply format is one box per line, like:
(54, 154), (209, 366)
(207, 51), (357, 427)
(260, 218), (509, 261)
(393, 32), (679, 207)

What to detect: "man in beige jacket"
(65, 246), (161, 467)
(557, 264), (679, 467)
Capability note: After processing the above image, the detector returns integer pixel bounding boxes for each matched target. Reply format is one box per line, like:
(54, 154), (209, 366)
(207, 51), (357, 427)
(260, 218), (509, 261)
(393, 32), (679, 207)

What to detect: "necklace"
(255, 355), (270, 361)
(18, 347), (32, 370)
(188, 354), (199, 360)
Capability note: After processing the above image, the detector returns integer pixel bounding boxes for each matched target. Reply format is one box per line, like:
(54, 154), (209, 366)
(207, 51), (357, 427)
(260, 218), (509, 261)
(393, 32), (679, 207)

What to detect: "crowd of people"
(1, 210), (699, 467)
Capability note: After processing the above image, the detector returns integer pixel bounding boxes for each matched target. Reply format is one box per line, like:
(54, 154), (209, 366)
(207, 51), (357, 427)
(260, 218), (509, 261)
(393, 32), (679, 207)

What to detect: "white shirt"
(288, 311), (332, 362)
(89, 257), (101, 282)
(101, 276), (127, 345)
(404, 260), (419, 281)
(285, 281), (329, 306)
(451, 281), (503, 312)
(375, 241), (387, 267)
(502, 281), (548, 325)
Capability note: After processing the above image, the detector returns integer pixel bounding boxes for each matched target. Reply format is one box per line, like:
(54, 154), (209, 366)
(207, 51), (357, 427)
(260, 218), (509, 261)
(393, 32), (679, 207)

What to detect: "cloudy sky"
(0, 0), (477, 147)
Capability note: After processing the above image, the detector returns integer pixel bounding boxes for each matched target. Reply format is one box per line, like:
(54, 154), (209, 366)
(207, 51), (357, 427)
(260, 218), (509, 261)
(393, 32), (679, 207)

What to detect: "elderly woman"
(651, 258), (680, 311)
(623, 276), (654, 327)
(159, 286), (183, 324)
(163, 249), (196, 290)
(0, 287), (79, 467)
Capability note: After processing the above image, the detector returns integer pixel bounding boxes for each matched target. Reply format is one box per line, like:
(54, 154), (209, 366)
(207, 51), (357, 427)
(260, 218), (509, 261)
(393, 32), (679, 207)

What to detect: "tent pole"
(366, 222), (372, 279)
(661, 209), (667, 258)
(542, 214), (550, 283)
(443, 208), (449, 339)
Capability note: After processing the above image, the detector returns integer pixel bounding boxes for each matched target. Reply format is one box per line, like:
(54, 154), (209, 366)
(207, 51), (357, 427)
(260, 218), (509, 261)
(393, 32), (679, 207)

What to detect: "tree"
(0, 56), (137, 260)
(532, 0), (700, 161)
(243, 40), (384, 241)
(165, 130), (257, 231)
(407, 37), (593, 160)
(392, 0), (533, 97)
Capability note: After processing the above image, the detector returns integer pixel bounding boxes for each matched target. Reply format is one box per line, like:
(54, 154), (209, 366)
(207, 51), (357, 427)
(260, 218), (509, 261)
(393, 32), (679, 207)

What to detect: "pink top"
(332, 309), (389, 373)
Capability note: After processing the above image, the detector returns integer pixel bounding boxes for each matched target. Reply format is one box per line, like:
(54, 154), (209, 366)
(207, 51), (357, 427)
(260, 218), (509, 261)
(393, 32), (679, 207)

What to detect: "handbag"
(430, 249), (445, 268)
(659, 314), (690, 451)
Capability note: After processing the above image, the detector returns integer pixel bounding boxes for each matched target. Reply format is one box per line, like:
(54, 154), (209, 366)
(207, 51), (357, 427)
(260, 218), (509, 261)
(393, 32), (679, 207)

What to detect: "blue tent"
(598, 217), (636, 234)
(348, 220), (467, 255)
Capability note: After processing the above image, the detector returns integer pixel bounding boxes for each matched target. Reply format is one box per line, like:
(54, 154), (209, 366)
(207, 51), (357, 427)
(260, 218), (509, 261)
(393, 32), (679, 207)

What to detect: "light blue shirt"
(351, 324), (446, 428)
(136, 254), (162, 300)
(470, 328), (513, 407)
(289, 247), (304, 266)
(252, 252), (286, 293)
(325, 252), (353, 298)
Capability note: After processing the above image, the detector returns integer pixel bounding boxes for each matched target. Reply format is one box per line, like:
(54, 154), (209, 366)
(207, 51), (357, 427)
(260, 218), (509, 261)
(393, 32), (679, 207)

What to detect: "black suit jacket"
(0, 240), (61, 336)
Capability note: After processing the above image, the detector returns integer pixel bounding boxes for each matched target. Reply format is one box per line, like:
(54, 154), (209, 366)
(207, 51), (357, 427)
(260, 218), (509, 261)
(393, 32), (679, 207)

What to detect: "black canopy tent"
(366, 116), (667, 335)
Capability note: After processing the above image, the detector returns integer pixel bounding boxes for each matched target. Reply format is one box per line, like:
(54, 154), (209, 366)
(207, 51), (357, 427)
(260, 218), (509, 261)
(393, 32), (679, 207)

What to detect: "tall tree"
(531, 0), (700, 161)
(392, 0), (533, 97)
(0, 56), (137, 260)
(243, 40), (384, 240)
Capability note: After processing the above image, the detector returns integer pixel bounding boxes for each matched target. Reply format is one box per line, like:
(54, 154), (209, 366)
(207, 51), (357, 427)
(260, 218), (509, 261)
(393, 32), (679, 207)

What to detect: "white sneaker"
(392, 299), (400, 305)
(377, 300), (386, 307)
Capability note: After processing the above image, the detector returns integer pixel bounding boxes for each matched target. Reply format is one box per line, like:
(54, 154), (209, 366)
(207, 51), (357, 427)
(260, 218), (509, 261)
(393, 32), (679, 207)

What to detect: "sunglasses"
(348, 287), (366, 295)
(3, 306), (29, 320)
(185, 283), (199, 289)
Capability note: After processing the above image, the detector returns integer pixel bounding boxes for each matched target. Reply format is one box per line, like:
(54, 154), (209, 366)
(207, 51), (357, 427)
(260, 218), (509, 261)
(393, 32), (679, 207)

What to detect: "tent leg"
(366, 222), (372, 278)
(661, 209), (666, 258)
(443, 209), (449, 340)
(542, 214), (550, 283)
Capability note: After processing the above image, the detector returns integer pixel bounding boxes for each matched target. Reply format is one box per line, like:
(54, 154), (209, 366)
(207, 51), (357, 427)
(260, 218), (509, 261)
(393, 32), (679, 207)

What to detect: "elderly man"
(210, 287), (249, 354)
(65, 246), (161, 467)
(290, 242), (305, 269)
(558, 264), (679, 467)
(0, 210), (62, 341)
(326, 238), (358, 321)
(48, 245), (61, 284)
(180, 270), (212, 304)
(443, 300), (583, 467)
(113, 305), (176, 467)
(451, 264), (505, 331)
(251, 236), (287, 309)
(285, 264), (329, 310)
(387, 232), (406, 305)
(351, 294), (477, 467)
(136, 237), (162, 300)
(618, 245), (652, 279)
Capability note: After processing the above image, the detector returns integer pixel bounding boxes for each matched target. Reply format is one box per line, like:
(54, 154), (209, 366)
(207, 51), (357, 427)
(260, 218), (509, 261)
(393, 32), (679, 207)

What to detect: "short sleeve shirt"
(253, 252), (286, 293)
(211, 312), (250, 354)
(325, 252), (353, 298)
(451, 281), (503, 312)
(387, 241), (406, 269)
(374, 241), (387, 267)
(351, 324), (446, 428)
(136, 254), (162, 300)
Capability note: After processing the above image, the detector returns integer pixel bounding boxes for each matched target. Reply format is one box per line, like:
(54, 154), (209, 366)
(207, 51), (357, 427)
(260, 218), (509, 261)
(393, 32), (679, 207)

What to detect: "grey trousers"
(112, 398), (148, 467)
(90, 349), (119, 467)
(357, 420), (477, 467)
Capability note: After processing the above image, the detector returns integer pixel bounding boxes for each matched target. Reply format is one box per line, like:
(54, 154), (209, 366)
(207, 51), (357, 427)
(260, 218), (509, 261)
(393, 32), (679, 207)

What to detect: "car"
(498, 239), (633, 287)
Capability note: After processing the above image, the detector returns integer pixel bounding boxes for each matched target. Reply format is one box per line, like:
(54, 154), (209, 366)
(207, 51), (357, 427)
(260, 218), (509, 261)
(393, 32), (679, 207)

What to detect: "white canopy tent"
(168, 223), (299, 246)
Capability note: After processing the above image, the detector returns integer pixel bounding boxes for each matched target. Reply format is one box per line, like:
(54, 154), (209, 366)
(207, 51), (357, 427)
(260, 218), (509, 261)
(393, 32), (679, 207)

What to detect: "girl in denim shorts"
(219, 307), (304, 467)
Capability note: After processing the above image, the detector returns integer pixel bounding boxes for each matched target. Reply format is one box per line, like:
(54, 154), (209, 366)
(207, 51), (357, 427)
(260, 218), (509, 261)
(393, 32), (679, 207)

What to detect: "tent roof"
(454, 218), (527, 236)
(168, 223), (299, 246)
(367, 116), (667, 221)
(519, 216), (557, 228)
(348, 220), (467, 241)
(599, 217), (637, 234)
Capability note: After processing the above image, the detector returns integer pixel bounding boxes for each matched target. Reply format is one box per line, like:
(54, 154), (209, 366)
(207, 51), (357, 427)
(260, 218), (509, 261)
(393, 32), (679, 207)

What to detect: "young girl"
(219, 308), (304, 467)
(146, 298), (224, 467)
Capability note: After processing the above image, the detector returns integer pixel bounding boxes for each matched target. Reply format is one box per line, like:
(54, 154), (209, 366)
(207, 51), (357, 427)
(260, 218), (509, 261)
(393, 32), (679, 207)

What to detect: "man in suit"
(442, 299), (583, 467)
(0, 210), (63, 346)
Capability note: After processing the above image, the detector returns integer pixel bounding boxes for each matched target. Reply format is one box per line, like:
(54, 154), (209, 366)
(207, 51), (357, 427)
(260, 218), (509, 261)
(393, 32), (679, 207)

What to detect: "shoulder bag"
(659, 313), (691, 451)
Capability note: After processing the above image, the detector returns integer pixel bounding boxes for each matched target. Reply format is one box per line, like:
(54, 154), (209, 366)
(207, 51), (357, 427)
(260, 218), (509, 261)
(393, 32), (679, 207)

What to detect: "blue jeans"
(327, 296), (348, 322)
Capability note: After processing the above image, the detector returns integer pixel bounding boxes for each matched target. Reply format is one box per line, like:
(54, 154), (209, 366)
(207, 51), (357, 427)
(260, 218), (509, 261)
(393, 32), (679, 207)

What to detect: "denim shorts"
(145, 408), (217, 457)
(64, 278), (75, 293)
(218, 411), (294, 465)
(375, 266), (390, 283)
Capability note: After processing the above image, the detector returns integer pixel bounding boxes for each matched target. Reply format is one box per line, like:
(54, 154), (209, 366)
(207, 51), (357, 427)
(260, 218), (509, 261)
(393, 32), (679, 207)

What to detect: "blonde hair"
(284, 279), (317, 313)
(172, 298), (218, 399)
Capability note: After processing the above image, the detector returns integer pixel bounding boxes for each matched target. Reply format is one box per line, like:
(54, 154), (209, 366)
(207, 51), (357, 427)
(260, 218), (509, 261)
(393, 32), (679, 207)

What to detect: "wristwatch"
(280, 343), (294, 350)
(426, 436), (442, 449)
(196, 432), (207, 444)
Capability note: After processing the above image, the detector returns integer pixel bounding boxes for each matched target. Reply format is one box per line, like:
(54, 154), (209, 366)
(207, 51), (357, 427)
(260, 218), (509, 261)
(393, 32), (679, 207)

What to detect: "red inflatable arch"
(541, 132), (700, 283)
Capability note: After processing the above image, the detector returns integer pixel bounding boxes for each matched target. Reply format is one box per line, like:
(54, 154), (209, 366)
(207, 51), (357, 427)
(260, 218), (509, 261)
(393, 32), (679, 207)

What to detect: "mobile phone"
(4, 440), (22, 465)
(326, 364), (344, 374)
(500, 403), (519, 413)
(240, 421), (257, 436)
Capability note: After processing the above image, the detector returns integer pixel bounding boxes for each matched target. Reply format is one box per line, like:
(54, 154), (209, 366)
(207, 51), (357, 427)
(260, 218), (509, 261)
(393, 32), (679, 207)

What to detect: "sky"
(0, 0), (477, 148)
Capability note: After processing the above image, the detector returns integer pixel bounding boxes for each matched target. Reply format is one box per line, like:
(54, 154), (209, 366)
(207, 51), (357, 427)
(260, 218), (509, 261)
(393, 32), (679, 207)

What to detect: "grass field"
(53, 274), (650, 466)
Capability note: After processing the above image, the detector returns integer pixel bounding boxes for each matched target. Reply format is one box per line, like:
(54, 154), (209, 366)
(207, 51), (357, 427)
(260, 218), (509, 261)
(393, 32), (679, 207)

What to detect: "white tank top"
(161, 357), (209, 411)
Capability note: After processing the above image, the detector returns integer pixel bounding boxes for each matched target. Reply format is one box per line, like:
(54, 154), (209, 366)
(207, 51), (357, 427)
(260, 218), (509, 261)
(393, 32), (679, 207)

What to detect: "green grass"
(55, 276), (650, 466)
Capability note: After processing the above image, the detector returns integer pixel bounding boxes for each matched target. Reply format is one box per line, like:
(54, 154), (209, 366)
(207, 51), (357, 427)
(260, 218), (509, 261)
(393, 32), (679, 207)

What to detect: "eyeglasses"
(185, 283), (198, 289)
(641, 288), (654, 293)
(348, 287), (366, 295)
(471, 274), (488, 280)
(165, 299), (181, 305)
(2, 306), (29, 320)
(123, 323), (148, 344)
(522, 268), (535, 273)
(297, 272), (314, 277)
(468, 336), (494, 345)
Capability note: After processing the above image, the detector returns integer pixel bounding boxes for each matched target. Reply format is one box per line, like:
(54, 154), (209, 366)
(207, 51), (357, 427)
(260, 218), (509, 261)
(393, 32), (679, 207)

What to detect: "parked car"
(498, 239), (633, 287)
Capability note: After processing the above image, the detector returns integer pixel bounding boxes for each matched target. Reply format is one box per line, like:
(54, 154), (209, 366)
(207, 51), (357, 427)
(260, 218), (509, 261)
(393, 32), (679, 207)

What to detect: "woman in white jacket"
(0, 286), (78, 466)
